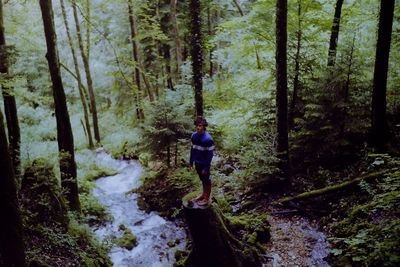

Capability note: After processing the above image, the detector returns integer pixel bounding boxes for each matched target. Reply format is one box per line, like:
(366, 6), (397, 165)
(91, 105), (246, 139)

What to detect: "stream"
(90, 151), (187, 267)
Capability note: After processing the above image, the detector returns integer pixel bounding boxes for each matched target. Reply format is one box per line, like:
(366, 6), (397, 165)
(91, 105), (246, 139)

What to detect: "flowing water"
(91, 151), (187, 267)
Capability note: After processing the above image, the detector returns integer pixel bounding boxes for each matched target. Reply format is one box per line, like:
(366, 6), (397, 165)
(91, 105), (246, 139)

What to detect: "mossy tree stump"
(182, 194), (261, 267)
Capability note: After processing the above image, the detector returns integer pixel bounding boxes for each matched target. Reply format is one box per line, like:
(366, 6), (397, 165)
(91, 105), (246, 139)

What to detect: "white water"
(91, 152), (187, 267)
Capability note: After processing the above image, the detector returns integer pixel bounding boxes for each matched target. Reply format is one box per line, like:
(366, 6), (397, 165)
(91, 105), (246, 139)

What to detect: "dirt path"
(264, 213), (330, 267)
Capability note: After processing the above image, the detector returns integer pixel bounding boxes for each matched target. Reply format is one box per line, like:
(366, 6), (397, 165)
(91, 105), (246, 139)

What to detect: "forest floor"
(264, 211), (330, 267)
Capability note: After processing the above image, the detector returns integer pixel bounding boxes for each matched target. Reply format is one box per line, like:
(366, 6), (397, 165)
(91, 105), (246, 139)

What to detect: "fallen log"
(275, 169), (395, 204)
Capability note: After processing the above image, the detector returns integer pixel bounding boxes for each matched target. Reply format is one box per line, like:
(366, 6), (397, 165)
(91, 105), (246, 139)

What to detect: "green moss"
(167, 241), (175, 247)
(173, 250), (190, 267)
(116, 228), (138, 250)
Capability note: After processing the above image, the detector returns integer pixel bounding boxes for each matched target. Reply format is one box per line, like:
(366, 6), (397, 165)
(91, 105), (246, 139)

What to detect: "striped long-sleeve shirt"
(189, 132), (214, 171)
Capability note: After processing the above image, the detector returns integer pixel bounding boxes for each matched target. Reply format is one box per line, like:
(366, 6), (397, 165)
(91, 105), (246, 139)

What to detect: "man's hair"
(194, 116), (208, 127)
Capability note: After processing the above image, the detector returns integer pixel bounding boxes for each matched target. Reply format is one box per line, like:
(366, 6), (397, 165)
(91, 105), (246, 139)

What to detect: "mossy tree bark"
(0, 0), (21, 177)
(276, 169), (395, 204)
(60, 0), (94, 149)
(39, 0), (80, 211)
(182, 200), (260, 267)
(371, 0), (394, 151)
(0, 109), (27, 267)
(170, 0), (182, 78)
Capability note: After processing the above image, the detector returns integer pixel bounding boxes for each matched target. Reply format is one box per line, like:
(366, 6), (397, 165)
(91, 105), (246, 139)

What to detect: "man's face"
(196, 124), (205, 134)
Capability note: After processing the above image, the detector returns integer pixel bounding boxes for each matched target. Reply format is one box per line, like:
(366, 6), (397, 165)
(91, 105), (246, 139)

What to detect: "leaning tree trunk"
(127, 0), (144, 120)
(0, 109), (27, 267)
(182, 198), (259, 267)
(327, 0), (344, 67)
(371, 0), (394, 150)
(39, 0), (80, 211)
(0, 0), (21, 177)
(60, 0), (93, 149)
(275, 0), (289, 179)
(189, 0), (204, 117)
(71, 0), (101, 144)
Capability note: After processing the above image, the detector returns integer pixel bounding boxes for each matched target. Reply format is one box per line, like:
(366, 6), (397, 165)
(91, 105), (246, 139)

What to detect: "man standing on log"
(189, 116), (214, 206)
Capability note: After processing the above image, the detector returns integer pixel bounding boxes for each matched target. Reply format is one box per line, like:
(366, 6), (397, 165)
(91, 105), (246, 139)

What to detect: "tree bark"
(327, 0), (344, 67)
(275, 0), (289, 179)
(371, 0), (394, 150)
(232, 0), (244, 16)
(72, 0), (101, 143)
(189, 0), (204, 117)
(170, 0), (182, 77)
(0, 109), (27, 267)
(0, 0), (21, 177)
(182, 199), (253, 267)
(60, 0), (93, 149)
(127, 0), (144, 120)
(276, 169), (394, 204)
(39, 0), (80, 211)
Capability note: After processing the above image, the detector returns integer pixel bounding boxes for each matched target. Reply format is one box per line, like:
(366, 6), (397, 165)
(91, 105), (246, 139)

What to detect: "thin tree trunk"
(39, 0), (80, 211)
(127, 0), (154, 101)
(0, 0), (21, 177)
(170, 0), (182, 77)
(327, 0), (344, 67)
(215, 9), (221, 74)
(0, 109), (27, 267)
(289, 0), (302, 129)
(340, 33), (356, 136)
(371, 0), (394, 150)
(86, 0), (90, 58)
(207, 7), (213, 77)
(72, 0), (100, 143)
(276, 0), (289, 179)
(127, 0), (144, 120)
(60, 0), (93, 149)
(160, 1), (174, 91)
(189, 0), (204, 117)
(232, 0), (244, 16)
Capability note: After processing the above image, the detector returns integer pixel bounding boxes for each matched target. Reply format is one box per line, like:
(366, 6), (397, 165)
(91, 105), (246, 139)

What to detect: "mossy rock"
(116, 228), (138, 250)
(20, 159), (68, 228)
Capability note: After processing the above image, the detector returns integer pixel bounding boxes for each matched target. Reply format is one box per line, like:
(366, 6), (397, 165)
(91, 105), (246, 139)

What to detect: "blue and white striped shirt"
(190, 132), (214, 171)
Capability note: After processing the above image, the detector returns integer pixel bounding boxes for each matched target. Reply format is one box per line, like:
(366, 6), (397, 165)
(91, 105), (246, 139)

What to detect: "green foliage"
(141, 91), (193, 166)
(329, 160), (400, 266)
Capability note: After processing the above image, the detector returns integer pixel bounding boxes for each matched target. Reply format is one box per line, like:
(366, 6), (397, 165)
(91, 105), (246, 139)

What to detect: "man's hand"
(201, 169), (208, 175)
(189, 165), (193, 171)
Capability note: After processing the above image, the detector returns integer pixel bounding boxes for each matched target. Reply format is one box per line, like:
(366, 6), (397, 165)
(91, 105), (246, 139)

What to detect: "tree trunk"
(289, 0), (302, 129)
(127, 0), (144, 120)
(170, 0), (182, 77)
(275, 0), (289, 179)
(0, 0), (21, 177)
(276, 169), (394, 204)
(0, 109), (27, 267)
(39, 0), (80, 211)
(371, 0), (394, 150)
(72, 0), (101, 144)
(207, 7), (213, 77)
(215, 9), (221, 74)
(60, 0), (93, 149)
(182, 199), (253, 267)
(327, 0), (344, 67)
(189, 0), (204, 117)
(232, 0), (244, 16)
